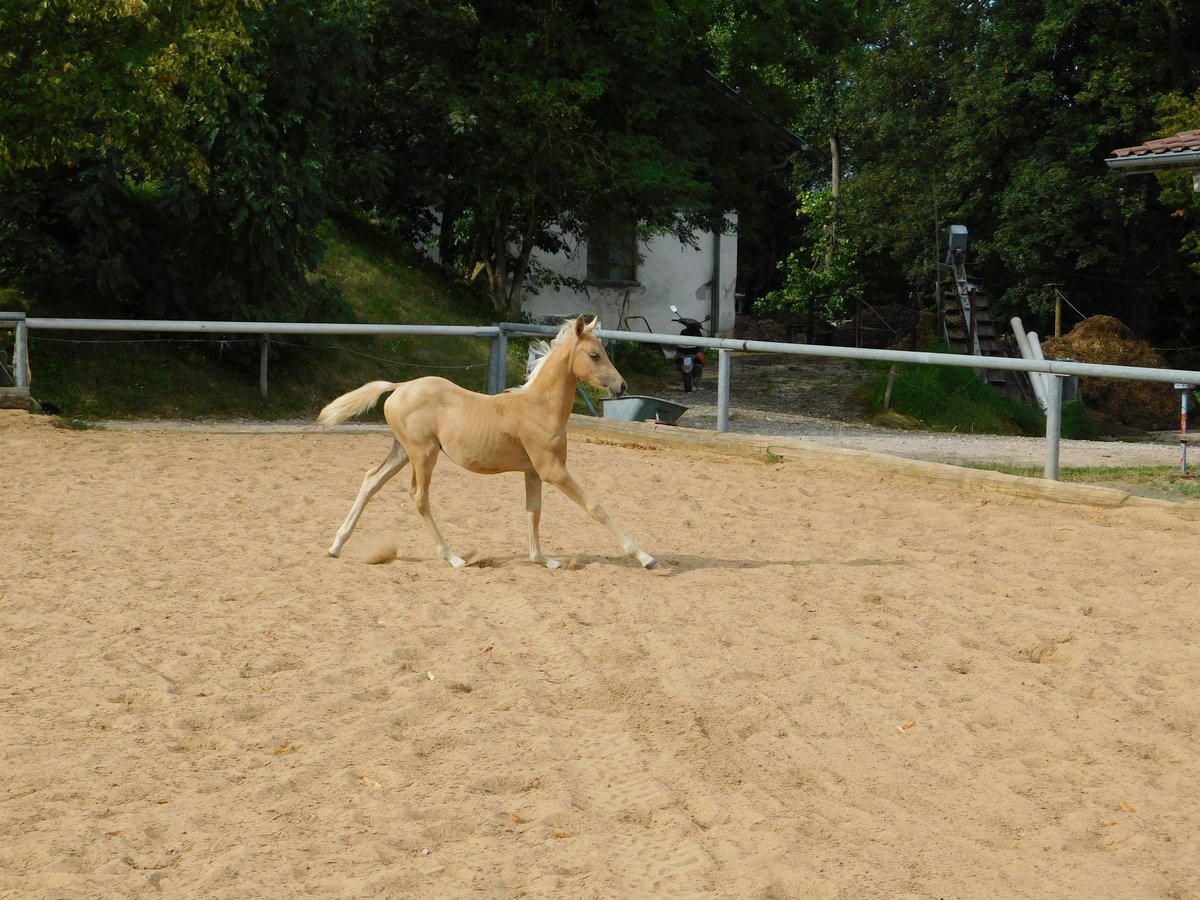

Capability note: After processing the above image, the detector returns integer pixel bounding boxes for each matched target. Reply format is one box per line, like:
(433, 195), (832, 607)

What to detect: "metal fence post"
(717, 348), (731, 433)
(1044, 375), (1063, 480)
(14, 317), (29, 388)
(487, 328), (508, 394)
(1175, 383), (1195, 477)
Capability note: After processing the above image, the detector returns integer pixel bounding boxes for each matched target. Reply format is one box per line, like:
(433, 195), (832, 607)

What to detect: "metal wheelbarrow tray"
(599, 395), (688, 425)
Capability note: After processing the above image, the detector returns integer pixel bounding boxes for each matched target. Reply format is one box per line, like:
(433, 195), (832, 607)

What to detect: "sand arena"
(2, 409), (1198, 898)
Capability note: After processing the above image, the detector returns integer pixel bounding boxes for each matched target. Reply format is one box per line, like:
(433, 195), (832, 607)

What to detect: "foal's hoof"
(447, 554), (468, 569)
(638, 552), (657, 569)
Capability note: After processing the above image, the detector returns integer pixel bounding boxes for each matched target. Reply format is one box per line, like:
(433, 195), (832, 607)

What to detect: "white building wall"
(520, 213), (738, 338)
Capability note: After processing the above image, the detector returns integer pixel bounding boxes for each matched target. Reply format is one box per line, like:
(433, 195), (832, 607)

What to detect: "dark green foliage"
(355, 0), (817, 314)
(1061, 399), (1101, 442)
(0, 0), (250, 182)
(0, 0), (366, 324)
(827, 0), (1200, 352)
(6, 0), (1200, 382)
(608, 339), (675, 378)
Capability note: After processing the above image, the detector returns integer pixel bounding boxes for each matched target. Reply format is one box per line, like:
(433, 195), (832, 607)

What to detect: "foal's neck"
(524, 340), (578, 420)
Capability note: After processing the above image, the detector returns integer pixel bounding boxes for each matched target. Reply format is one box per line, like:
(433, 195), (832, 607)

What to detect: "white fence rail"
(4, 313), (1199, 480)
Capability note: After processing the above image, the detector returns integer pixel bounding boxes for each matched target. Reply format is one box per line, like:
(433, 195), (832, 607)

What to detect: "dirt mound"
(734, 316), (792, 343)
(737, 305), (921, 349)
(1042, 316), (1178, 432)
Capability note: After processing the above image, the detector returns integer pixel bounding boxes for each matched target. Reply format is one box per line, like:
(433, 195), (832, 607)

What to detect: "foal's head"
(569, 315), (626, 397)
(518, 315), (627, 397)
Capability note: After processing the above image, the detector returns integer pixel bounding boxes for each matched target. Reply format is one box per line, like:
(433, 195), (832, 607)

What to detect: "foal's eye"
(589, 351), (600, 360)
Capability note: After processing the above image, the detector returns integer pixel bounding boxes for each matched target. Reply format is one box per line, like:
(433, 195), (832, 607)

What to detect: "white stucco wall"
(520, 214), (738, 338)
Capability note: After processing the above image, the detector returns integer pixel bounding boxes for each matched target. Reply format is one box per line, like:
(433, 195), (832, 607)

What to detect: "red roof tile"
(1110, 129), (1200, 159)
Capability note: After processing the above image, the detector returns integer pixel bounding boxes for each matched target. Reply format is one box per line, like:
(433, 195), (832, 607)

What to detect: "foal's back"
(383, 376), (537, 475)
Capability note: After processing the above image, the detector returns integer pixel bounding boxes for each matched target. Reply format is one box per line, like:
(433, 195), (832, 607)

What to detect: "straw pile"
(1043, 315), (1178, 433)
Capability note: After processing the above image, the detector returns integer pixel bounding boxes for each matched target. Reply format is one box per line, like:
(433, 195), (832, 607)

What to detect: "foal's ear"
(574, 314), (587, 337)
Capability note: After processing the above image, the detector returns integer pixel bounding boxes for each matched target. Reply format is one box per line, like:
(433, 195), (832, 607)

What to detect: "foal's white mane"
(512, 318), (601, 392)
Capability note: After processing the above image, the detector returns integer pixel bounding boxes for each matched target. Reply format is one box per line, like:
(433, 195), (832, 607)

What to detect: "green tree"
(835, 0), (982, 292)
(357, 0), (819, 316)
(764, 185), (864, 321)
(962, 0), (1195, 334)
(0, 0), (256, 184)
(1156, 90), (1200, 276)
(752, 0), (881, 318)
(834, 0), (1200, 347)
(0, 0), (367, 321)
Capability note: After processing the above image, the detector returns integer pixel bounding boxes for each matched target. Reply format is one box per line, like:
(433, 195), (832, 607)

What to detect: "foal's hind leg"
(329, 440), (409, 557)
(407, 445), (467, 568)
(524, 472), (562, 569)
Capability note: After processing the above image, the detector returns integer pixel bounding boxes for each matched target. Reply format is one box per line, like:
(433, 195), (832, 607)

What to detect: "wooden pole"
(883, 364), (898, 411)
(259, 335), (269, 398)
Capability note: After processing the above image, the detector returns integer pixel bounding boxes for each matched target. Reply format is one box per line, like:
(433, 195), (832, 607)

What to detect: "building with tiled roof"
(1106, 129), (1200, 191)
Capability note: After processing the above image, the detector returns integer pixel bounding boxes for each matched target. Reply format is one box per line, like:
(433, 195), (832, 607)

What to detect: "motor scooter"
(669, 304), (709, 392)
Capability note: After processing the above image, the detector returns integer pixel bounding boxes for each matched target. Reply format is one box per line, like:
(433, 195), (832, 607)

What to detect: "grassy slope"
(859, 356), (1099, 440)
(10, 219), (508, 421)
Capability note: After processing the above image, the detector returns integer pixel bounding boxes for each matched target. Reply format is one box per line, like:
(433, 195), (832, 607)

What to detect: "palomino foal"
(317, 315), (655, 569)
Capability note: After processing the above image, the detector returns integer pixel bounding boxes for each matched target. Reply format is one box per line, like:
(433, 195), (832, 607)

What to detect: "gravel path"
(679, 402), (1187, 469)
(642, 353), (1192, 470)
(94, 353), (1194, 471)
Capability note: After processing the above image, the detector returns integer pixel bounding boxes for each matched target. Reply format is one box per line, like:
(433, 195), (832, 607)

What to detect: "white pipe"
(16, 313), (1200, 480)
(1009, 317), (1030, 357)
(1010, 318), (1048, 410)
(1026, 331), (1055, 412)
(1027, 330), (1047, 363)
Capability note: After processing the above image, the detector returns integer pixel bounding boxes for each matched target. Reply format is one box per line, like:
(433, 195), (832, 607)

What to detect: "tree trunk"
(825, 132), (842, 272)
(472, 201), (541, 318)
(1167, 6), (1185, 91)
(437, 190), (464, 268)
(477, 208), (510, 315)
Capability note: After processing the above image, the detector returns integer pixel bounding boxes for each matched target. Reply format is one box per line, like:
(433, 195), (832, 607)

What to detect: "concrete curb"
(568, 415), (1200, 520)
(87, 412), (1200, 520)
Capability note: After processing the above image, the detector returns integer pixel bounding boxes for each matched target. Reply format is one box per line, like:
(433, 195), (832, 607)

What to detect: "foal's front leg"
(524, 472), (562, 569)
(542, 466), (656, 569)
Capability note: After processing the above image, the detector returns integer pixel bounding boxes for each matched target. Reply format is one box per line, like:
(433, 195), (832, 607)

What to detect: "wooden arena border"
(568, 414), (1200, 520)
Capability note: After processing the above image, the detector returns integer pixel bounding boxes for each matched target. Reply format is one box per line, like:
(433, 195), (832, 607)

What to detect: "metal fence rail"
(4, 312), (1200, 480)
(2, 315), (505, 402)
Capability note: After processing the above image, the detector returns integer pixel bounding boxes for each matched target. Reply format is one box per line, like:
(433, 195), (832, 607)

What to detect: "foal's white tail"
(317, 381), (397, 426)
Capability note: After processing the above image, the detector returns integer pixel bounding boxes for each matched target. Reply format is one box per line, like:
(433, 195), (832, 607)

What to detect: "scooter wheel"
(682, 371), (694, 392)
